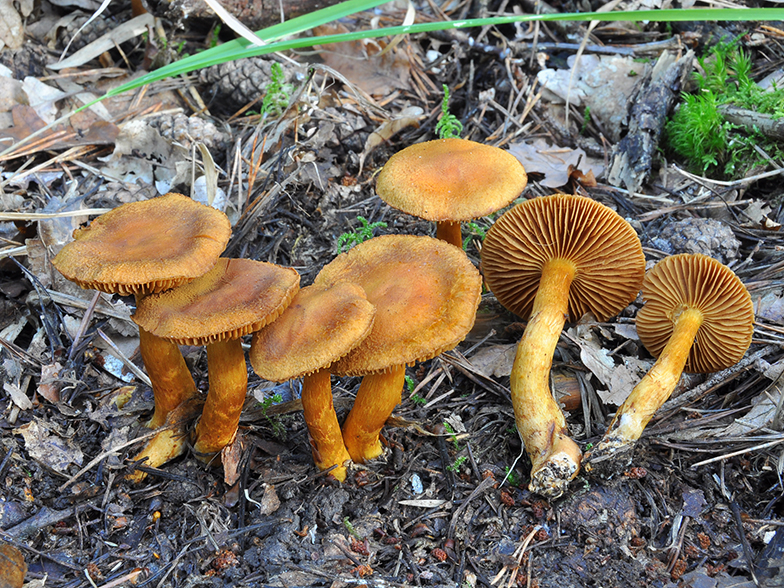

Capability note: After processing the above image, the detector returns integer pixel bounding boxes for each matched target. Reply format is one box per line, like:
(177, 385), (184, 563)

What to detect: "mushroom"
(250, 282), (376, 481)
(376, 138), (528, 247)
(584, 253), (754, 471)
(52, 192), (231, 428)
(481, 194), (645, 497)
(133, 258), (300, 459)
(313, 234), (482, 463)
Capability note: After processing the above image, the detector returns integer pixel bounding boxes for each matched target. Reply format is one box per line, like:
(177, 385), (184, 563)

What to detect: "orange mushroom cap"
(376, 138), (528, 223)
(250, 282), (376, 381)
(481, 193), (646, 322)
(133, 258), (300, 344)
(314, 234), (483, 376)
(636, 253), (754, 373)
(52, 193), (231, 296)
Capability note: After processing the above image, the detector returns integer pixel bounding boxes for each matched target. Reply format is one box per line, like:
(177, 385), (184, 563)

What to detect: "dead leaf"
(567, 326), (649, 406)
(468, 344), (516, 378)
(0, 0), (25, 50)
(222, 433), (244, 486)
(4, 381), (31, 411)
(755, 290), (784, 324)
(314, 23), (412, 96)
(508, 138), (604, 188)
(37, 362), (63, 403)
(16, 418), (84, 473)
(0, 543), (26, 588)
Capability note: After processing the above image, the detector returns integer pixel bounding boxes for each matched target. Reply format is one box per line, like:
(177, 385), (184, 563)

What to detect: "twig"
(690, 436), (784, 468)
(58, 429), (158, 492)
(96, 328), (152, 387)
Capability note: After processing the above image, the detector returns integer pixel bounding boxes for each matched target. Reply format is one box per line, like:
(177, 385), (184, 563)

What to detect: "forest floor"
(0, 0), (784, 586)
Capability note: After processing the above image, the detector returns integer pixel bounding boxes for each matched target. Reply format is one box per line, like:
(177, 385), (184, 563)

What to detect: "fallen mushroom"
(250, 282), (376, 481)
(52, 192), (231, 429)
(376, 138), (528, 247)
(314, 234), (482, 464)
(584, 253), (754, 472)
(481, 194), (645, 497)
(133, 258), (300, 459)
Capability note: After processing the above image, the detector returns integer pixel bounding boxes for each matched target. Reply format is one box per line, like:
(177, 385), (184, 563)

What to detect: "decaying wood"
(719, 104), (784, 141)
(607, 50), (694, 194)
(155, 0), (345, 30)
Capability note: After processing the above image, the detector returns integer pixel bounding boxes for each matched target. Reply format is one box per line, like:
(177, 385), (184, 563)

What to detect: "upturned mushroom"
(584, 253), (754, 471)
(314, 234), (482, 464)
(250, 282), (376, 481)
(376, 138), (528, 247)
(133, 258), (300, 459)
(481, 194), (645, 497)
(52, 193), (231, 428)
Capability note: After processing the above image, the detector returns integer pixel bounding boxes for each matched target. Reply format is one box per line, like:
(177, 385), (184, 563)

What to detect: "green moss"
(664, 40), (784, 178)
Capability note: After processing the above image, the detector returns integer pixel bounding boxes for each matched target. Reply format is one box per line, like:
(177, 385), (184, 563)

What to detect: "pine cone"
(148, 113), (230, 152)
(57, 14), (113, 53)
(198, 57), (301, 112)
(0, 43), (48, 79)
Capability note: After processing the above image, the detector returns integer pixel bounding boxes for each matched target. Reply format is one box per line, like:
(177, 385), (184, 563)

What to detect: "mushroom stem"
(342, 365), (406, 463)
(591, 307), (704, 454)
(127, 397), (203, 482)
(510, 258), (582, 497)
(301, 369), (351, 481)
(436, 221), (463, 248)
(138, 326), (198, 429)
(193, 338), (248, 457)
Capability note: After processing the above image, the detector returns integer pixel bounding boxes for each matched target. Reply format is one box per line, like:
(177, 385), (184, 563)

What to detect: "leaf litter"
(0, 1), (783, 587)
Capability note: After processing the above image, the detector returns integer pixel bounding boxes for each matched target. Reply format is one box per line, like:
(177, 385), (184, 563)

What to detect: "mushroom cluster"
(52, 193), (484, 483)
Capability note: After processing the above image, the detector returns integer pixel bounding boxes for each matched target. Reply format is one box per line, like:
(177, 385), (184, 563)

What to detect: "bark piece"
(607, 50), (694, 194)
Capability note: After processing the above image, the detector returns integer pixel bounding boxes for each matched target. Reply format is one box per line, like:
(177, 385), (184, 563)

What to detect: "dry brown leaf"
(508, 138), (604, 188)
(313, 23), (412, 96)
(16, 418), (84, 473)
(37, 362), (63, 403)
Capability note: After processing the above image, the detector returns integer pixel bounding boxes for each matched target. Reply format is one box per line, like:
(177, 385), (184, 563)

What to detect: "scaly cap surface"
(52, 193), (232, 296)
(314, 234), (482, 376)
(133, 258), (300, 345)
(376, 138), (528, 222)
(250, 282), (376, 381)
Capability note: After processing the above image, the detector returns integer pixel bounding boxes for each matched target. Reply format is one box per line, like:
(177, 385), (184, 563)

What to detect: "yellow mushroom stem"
(594, 306), (704, 450)
(511, 258), (582, 498)
(300, 369), (351, 482)
(193, 338), (248, 458)
(127, 397), (203, 482)
(342, 365), (406, 463)
(436, 221), (463, 248)
(138, 326), (198, 429)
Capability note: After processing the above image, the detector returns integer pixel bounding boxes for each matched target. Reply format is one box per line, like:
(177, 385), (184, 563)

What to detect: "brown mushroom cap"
(636, 253), (754, 373)
(52, 193), (232, 296)
(376, 138), (528, 222)
(250, 282), (376, 381)
(481, 194), (645, 322)
(133, 258), (300, 345)
(314, 234), (482, 376)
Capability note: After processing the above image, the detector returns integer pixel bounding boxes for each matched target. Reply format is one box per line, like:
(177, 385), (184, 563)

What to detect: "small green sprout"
(336, 216), (387, 253)
(581, 106), (591, 135)
(405, 375), (415, 393)
(343, 517), (362, 540)
(208, 24), (222, 49)
(411, 393), (427, 405)
(435, 84), (463, 139)
(260, 62), (293, 119)
(259, 392), (285, 438)
(443, 422), (460, 450)
(504, 466), (521, 487)
(447, 455), (468, 472)
(462, 221), (487, 251)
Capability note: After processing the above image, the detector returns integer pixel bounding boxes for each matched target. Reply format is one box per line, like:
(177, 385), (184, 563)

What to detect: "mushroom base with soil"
(510, 258), (582, 498)
(301, 369), (352, 481)
(584, 307), (703, 473)
(341, 365), (406, 463)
